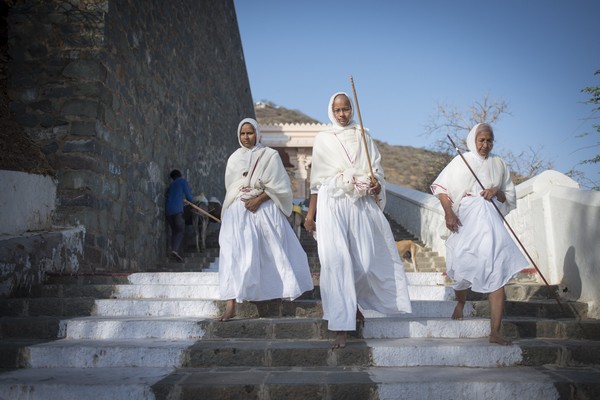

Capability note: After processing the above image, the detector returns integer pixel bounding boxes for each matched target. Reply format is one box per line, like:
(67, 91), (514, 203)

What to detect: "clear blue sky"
(234, 0), (599, 188)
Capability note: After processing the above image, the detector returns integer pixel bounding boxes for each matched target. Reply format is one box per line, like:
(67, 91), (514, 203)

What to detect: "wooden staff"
(184, 199), (221, 223)
(446, 134), (565, 311)
(350, 75), (380, 207)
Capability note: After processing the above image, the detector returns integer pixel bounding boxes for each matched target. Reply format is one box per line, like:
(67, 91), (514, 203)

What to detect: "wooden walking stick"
(446, 134), (566, 312)
(350, 75), (380, 207)
(184, 199), (221, 223)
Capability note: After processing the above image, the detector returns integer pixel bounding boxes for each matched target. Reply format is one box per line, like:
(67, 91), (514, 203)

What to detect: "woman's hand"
(445, 210), (462, 233)
(369, 179), (381, 195)
(244, 192), (269, 213)
(480, 187), (506, 203)
(304, 217), (316, 233)
(304, 194), (318, 234)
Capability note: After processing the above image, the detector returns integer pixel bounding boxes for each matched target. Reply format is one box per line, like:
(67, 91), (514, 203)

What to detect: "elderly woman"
(304, 92), (412, 349)
(431, 123), (528, 345)
(218, 118), (313, 321)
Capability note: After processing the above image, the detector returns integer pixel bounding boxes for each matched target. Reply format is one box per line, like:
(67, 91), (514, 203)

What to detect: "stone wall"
(7, 0), (253, 272)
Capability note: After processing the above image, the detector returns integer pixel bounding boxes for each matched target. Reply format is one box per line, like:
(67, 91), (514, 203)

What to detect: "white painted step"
(406, 272), (448, 286)
(363, 317), (489, 339)
(26, 339), (194, 368)
(113, 284), (220, 300)
(127, 272), (219, 285)
(372, 366), (560, 400)
(367, 338), (522, 367)
(0, 367), (172, 400)
(407, 285), (453, 300)
(93, 298), (220, 317)
(110, 284), (450, 301)
(93, 299), (468, 318)
(125, 271), (447, 286)
(363, 300), (474, 319)
(64, 316), (208, 340)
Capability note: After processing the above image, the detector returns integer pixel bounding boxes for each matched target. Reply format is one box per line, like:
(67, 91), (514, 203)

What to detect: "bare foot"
(489, 333), (511, 345)
(451, 302), (465, 320)
(219, 301), (235, 322)
(356, 308), (365, 328)
(330, 332), (346, 349)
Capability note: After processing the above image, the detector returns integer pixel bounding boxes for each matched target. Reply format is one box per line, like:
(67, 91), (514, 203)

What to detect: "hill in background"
(255, 101), (449, 192)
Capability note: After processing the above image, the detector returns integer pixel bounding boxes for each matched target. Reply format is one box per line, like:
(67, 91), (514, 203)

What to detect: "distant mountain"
(255, 101), (450, 192)
(255, 101), (320, 124)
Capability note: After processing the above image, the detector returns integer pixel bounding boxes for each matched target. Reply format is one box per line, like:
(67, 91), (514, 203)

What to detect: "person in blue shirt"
(165, 169), (194, 262)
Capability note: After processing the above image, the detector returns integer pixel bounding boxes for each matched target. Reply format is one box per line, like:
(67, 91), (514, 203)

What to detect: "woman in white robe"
(304, 93), (412, 349)
(431, 123), (528, 345)
(218, 118), (313, 321)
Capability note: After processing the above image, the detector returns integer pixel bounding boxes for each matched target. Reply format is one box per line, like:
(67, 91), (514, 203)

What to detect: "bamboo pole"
(184, 199), (221, 223)
(350, 75), (380, 207)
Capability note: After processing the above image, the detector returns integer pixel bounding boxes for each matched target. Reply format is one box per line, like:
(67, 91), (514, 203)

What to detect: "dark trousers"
(167, 213), (185, 253)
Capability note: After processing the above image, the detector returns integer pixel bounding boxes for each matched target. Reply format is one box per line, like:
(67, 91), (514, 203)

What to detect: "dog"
(395, 240), (422, 271)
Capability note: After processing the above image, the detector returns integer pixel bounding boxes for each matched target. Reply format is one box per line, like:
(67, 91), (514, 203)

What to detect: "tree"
(424, 94), (552, 183)
(567, 69), (600, 190)
(424, 94), (511, 154)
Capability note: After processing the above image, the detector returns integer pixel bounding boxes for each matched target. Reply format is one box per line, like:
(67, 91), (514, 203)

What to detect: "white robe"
(219, 199), (313, 302)
(219, 127), (313, 302)
(431, 125), (528, 293)
(311, 120), (412, 331)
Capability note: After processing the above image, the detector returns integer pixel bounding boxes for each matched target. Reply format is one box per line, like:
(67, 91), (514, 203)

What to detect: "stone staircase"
(1, 218), (599, 399)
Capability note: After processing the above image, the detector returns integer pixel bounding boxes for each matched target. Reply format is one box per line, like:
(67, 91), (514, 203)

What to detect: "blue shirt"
(166, 178), (194, 216)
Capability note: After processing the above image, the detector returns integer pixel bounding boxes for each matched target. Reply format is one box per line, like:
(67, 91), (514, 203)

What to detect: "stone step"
(471, 299), (588, 319)
(150, 365), (600, 400)
(0, 316), (63, 339)
(40, 269), (560, 301)
(0, 367), (172, 400)
(365, 316), (600, 341)
(45, 273), (130, 285)
(2, 364), (596, 400)
(183, 337), (522, 368)
(369, 337), (600, 368)
(24, 339), (195, 368)
(502, 317), (600, 340)
(0, 339), (48, 368)
(64, 316), (208, 340)
(91, 299), (467, 319)
(0, 297), (96, 317)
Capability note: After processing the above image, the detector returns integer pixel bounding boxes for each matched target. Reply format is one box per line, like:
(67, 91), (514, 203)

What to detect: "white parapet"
(0, 170), (56, 235)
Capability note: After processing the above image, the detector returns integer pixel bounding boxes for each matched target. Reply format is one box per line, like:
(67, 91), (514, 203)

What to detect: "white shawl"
(431, 123), (516, 216)
(310, 92), (386, 209)
(222, 118), (293, 216)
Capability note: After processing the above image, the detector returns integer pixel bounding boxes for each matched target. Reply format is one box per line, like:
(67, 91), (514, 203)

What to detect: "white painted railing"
(384, 170), (600, 318)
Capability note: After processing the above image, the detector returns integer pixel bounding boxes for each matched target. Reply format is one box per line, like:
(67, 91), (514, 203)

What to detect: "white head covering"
(327, 92), (355, 125)
(236, 118), (265, 174)
(466, 123), (494, 161)
(431, 123), (516, 220)
(222, 118), (292, 216)
(322, 92), (359, 134)
(237, 118), (262, 148)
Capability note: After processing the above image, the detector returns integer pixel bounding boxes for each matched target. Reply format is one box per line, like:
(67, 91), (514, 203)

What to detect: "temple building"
(260, 123), (328, 200)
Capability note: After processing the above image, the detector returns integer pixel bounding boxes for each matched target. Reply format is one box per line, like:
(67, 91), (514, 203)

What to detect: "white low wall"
(385, 183), (446, 257)
(507, 170), (600, 318)
(385, 170), (600, 318)
(0, 170), (57, 236)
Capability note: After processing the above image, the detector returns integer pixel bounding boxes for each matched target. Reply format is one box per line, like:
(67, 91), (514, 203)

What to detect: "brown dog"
(396, 240), (421, 271)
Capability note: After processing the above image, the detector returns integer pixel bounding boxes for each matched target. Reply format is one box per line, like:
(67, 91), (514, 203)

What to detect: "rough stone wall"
(7, 0), (253, 272)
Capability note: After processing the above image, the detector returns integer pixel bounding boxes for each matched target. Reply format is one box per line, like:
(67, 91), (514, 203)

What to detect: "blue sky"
(233, 0), (599, 188)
